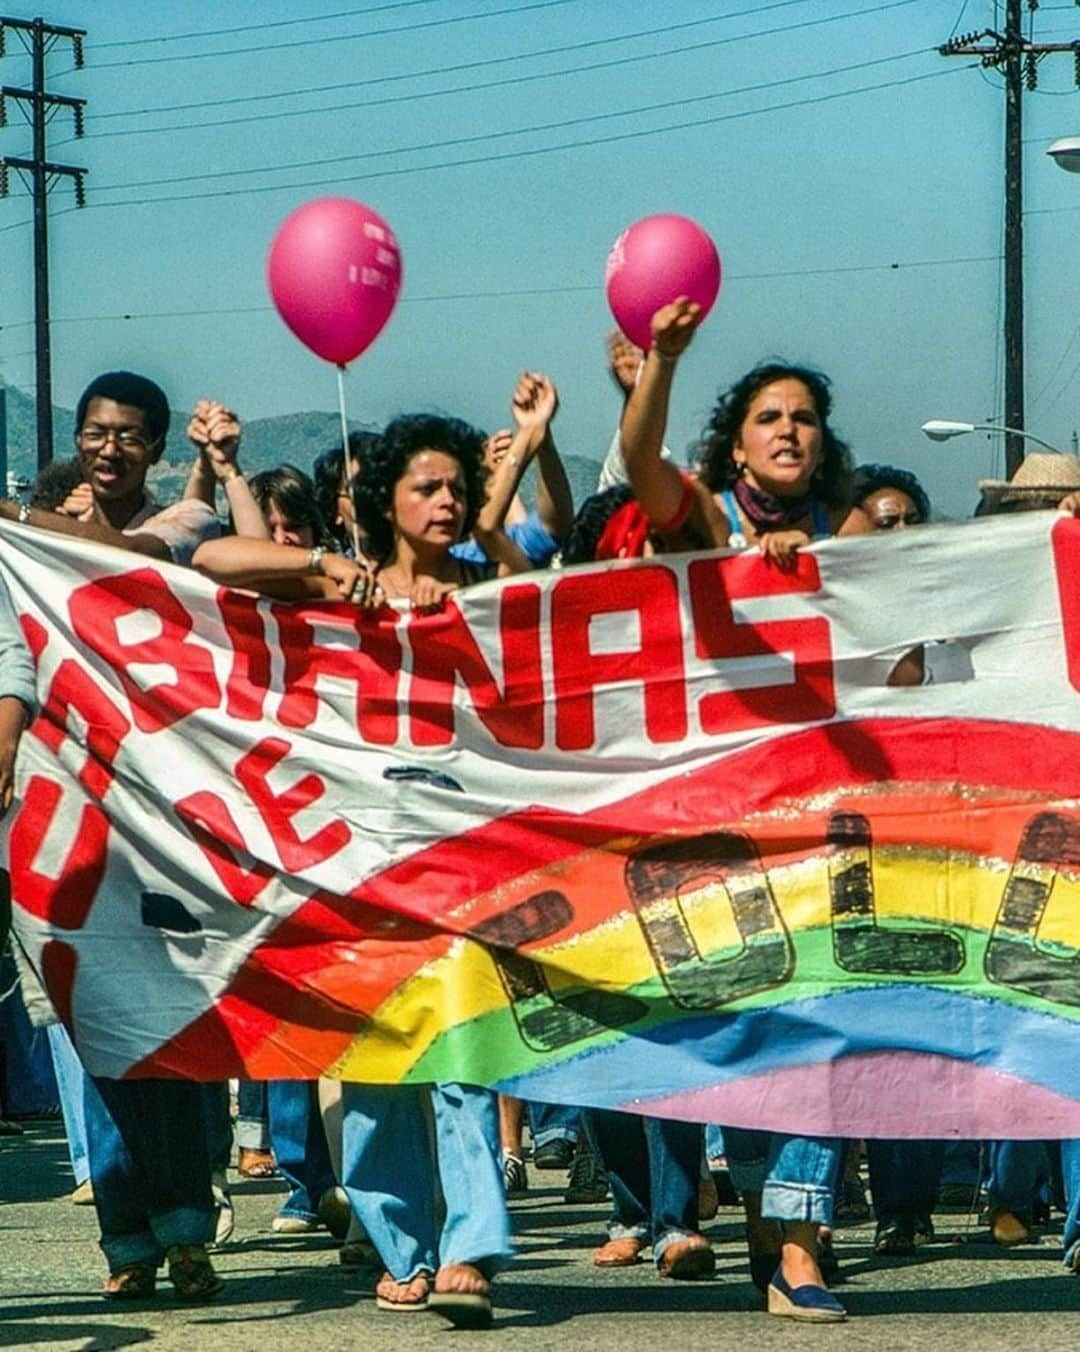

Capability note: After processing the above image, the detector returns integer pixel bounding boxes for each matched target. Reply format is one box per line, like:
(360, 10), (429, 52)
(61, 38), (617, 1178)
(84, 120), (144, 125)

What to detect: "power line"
(0, 250), (1006, 339)
(49, 0), (584, 73)
(53, 0), (886, 144)
(88, 47), (934, 196)
(89, 0), (448, 49)
(57, 61), (974, 213)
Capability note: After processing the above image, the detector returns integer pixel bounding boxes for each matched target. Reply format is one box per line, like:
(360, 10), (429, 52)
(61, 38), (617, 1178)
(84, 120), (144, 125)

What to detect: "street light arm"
(921, 420), (1062, 453)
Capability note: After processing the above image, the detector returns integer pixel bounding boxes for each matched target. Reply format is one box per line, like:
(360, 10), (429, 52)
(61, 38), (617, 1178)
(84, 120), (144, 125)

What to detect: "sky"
(0, 0), (1078, 517)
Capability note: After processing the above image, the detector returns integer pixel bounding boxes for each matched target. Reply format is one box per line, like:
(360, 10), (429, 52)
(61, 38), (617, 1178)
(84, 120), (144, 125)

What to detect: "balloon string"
(336, 363), (362, 559)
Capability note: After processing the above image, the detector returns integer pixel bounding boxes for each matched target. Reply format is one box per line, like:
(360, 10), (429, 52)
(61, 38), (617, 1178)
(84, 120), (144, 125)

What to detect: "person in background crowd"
(247, 465), (336, 550)
(313, 430), (379, 556)
(852, 463), (930, 530)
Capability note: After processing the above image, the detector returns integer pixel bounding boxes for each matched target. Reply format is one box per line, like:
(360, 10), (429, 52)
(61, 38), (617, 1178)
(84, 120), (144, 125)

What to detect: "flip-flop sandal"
(375, 1272), (430, 1312)
(428, 1289), (493, 1330)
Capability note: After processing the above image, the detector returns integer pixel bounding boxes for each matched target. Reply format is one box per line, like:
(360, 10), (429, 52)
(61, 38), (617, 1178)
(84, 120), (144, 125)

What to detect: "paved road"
(2, 1121), (1079, 1351)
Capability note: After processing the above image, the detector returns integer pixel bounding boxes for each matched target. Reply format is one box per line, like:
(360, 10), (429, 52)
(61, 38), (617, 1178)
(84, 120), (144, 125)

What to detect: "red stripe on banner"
(132, 715), (1080, 1079)
(357, 717), (1080, 921)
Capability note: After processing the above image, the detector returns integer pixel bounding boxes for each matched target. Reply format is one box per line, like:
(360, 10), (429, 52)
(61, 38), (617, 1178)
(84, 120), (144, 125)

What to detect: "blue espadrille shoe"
(767, 1268), (847, 1322)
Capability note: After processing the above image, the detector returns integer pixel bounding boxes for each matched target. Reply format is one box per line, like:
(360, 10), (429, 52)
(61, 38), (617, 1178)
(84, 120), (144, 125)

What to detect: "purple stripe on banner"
(630, 1051), (1080, 1140)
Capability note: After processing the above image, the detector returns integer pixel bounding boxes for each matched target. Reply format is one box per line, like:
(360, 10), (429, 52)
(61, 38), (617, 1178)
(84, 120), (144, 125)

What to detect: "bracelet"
(308, 546), (326, 575)
(216, 465), (241, 484)
(17, 502), (31, 524)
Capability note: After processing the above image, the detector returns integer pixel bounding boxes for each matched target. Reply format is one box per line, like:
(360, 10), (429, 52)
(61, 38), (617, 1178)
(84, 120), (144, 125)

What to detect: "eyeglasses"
(77, 427), (153, 454)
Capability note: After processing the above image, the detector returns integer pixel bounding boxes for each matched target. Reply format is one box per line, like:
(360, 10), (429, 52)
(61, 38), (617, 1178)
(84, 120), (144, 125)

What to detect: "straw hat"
(978, 451), (1080, 507)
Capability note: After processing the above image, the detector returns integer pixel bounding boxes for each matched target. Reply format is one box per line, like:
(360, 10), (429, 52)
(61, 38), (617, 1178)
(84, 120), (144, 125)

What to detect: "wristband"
(308, 546), (326, 575)
(216, 464), (241, 483)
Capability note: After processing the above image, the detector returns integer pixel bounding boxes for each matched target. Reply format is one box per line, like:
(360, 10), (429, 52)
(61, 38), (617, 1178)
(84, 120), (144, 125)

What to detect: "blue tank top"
(721, 488), (830, 549)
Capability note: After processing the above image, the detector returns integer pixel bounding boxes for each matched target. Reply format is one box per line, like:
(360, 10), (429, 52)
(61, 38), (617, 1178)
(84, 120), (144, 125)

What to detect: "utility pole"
(0, 15), (86, 470)
(941, 1), (1080, 478)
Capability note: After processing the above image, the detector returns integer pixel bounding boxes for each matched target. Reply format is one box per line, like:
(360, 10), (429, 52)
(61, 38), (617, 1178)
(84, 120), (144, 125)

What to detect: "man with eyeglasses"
(0, 370), (220, 564)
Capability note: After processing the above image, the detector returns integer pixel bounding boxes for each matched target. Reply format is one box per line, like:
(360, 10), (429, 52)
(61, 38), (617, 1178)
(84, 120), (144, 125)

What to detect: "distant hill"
(1, 380), (604, 518)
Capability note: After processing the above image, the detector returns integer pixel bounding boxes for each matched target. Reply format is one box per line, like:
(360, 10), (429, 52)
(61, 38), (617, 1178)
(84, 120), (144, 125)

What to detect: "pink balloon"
(605, 213), (721, 351)
(267, 198), (403, 365)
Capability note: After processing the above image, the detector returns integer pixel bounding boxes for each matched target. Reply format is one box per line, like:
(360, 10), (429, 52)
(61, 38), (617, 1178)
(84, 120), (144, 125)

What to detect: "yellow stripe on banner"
(328, 845), (1080, 1080)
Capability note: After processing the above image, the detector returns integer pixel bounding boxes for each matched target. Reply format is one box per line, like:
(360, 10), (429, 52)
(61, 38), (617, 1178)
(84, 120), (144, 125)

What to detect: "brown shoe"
(594, 1235), (645, 1267)
(988, 1208), (1030, 1247)
(104, 1263), (157, 1300)
(658, 1234), (715, 1280)
(166, 1244), (224, 1301)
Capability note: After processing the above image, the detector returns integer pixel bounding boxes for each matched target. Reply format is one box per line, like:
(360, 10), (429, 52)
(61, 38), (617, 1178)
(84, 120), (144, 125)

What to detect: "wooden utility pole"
(0, 15), (86, 470)
(941, 2), (1080, 477)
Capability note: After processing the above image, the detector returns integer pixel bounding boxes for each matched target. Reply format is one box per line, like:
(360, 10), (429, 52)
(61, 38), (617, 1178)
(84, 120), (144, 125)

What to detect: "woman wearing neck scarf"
(619, 298), (870, 564)
(618, 299), (871, 1324)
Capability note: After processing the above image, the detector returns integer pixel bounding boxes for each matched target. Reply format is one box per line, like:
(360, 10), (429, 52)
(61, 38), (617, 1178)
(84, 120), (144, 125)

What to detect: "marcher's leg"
(85, 1073), (158, 1274)
(340, 1081), (437, 1284)
(589, 1109), (649, 1263)
(1059, 1138), (1080, 1273)
(866, 1138), (945, 1253)
(48, 1023), (89, 1189)
(644, 1116), (713, 1278)
(985, 1140), (1047, 1244)
(268, 1079), (337, 1229)
(759, 1133), (846, 1322)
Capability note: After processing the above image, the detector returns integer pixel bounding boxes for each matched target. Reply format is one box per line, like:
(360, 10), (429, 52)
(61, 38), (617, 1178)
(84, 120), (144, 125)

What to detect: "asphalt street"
(2, 1121), (1078, 1351)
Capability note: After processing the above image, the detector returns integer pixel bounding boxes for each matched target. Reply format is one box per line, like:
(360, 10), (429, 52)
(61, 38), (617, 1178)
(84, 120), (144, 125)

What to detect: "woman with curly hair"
(618, 298), (870, 566)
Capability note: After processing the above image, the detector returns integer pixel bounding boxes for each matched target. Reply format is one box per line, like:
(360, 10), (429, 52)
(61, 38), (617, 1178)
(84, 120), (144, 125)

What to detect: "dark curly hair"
(353, 413), (487, 563)
(560, 485), (635, 565)
(696, 362), (854, 508)
(248, 464), (335, 549)
(851, 463), (931, 523)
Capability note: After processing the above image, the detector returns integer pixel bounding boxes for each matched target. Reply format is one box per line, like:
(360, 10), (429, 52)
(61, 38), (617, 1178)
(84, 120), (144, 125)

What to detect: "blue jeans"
(236, 1079), (270, 1151)
(85, 1076), (214, 1271)
(527, 1100), (580, 1149)
(48, 1023), (89, 1187)
(866, 1139), (945, 1223)
(589, 1109), (701, 1262)
(985, 1141), (1050, 1215)
(723, 1128), (842, 1225)
(1062, 1139), (1080, 1271)
(268, 1079), (336, 1220)
(340, 1081), (511, 1282)
(0, 949), (58, 1114)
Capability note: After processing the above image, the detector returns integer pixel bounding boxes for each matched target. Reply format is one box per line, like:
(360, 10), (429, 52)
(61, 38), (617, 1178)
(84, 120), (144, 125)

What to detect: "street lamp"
(1048, 136), (1080, 174)
(921, 420), (1063, 454)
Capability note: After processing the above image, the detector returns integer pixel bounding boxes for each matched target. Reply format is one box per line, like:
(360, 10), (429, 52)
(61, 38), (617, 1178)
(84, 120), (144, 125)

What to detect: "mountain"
(0, 380), (604, 518)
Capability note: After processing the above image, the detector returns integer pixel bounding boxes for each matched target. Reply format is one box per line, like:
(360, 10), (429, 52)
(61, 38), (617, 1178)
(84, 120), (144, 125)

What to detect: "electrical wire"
(52, 0), (915, 145)
(86, 47), (935, 195)
(44, 62), (977, 214)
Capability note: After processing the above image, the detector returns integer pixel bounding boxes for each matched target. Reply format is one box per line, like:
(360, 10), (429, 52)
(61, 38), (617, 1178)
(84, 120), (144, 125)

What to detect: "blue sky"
(0, 0), (1078, 516)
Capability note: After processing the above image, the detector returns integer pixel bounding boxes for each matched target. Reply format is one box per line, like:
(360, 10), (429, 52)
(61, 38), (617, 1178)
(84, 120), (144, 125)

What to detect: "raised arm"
(619, 299), (704, 526)
(473, 372), (558, 575)
(186, 400), (270, 539)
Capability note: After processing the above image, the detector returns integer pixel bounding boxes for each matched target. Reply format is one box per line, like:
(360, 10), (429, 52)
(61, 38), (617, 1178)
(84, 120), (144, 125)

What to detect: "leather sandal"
(594, 1235), (645, 1267)
(166, 1244), (224, 1301)
(104, 1263), (157, 1300)
(657, 1234), (715, 1280)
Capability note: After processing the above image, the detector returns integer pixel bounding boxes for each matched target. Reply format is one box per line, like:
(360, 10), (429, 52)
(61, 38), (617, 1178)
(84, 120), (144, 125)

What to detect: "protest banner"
(4, 513), (1079, 1137)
